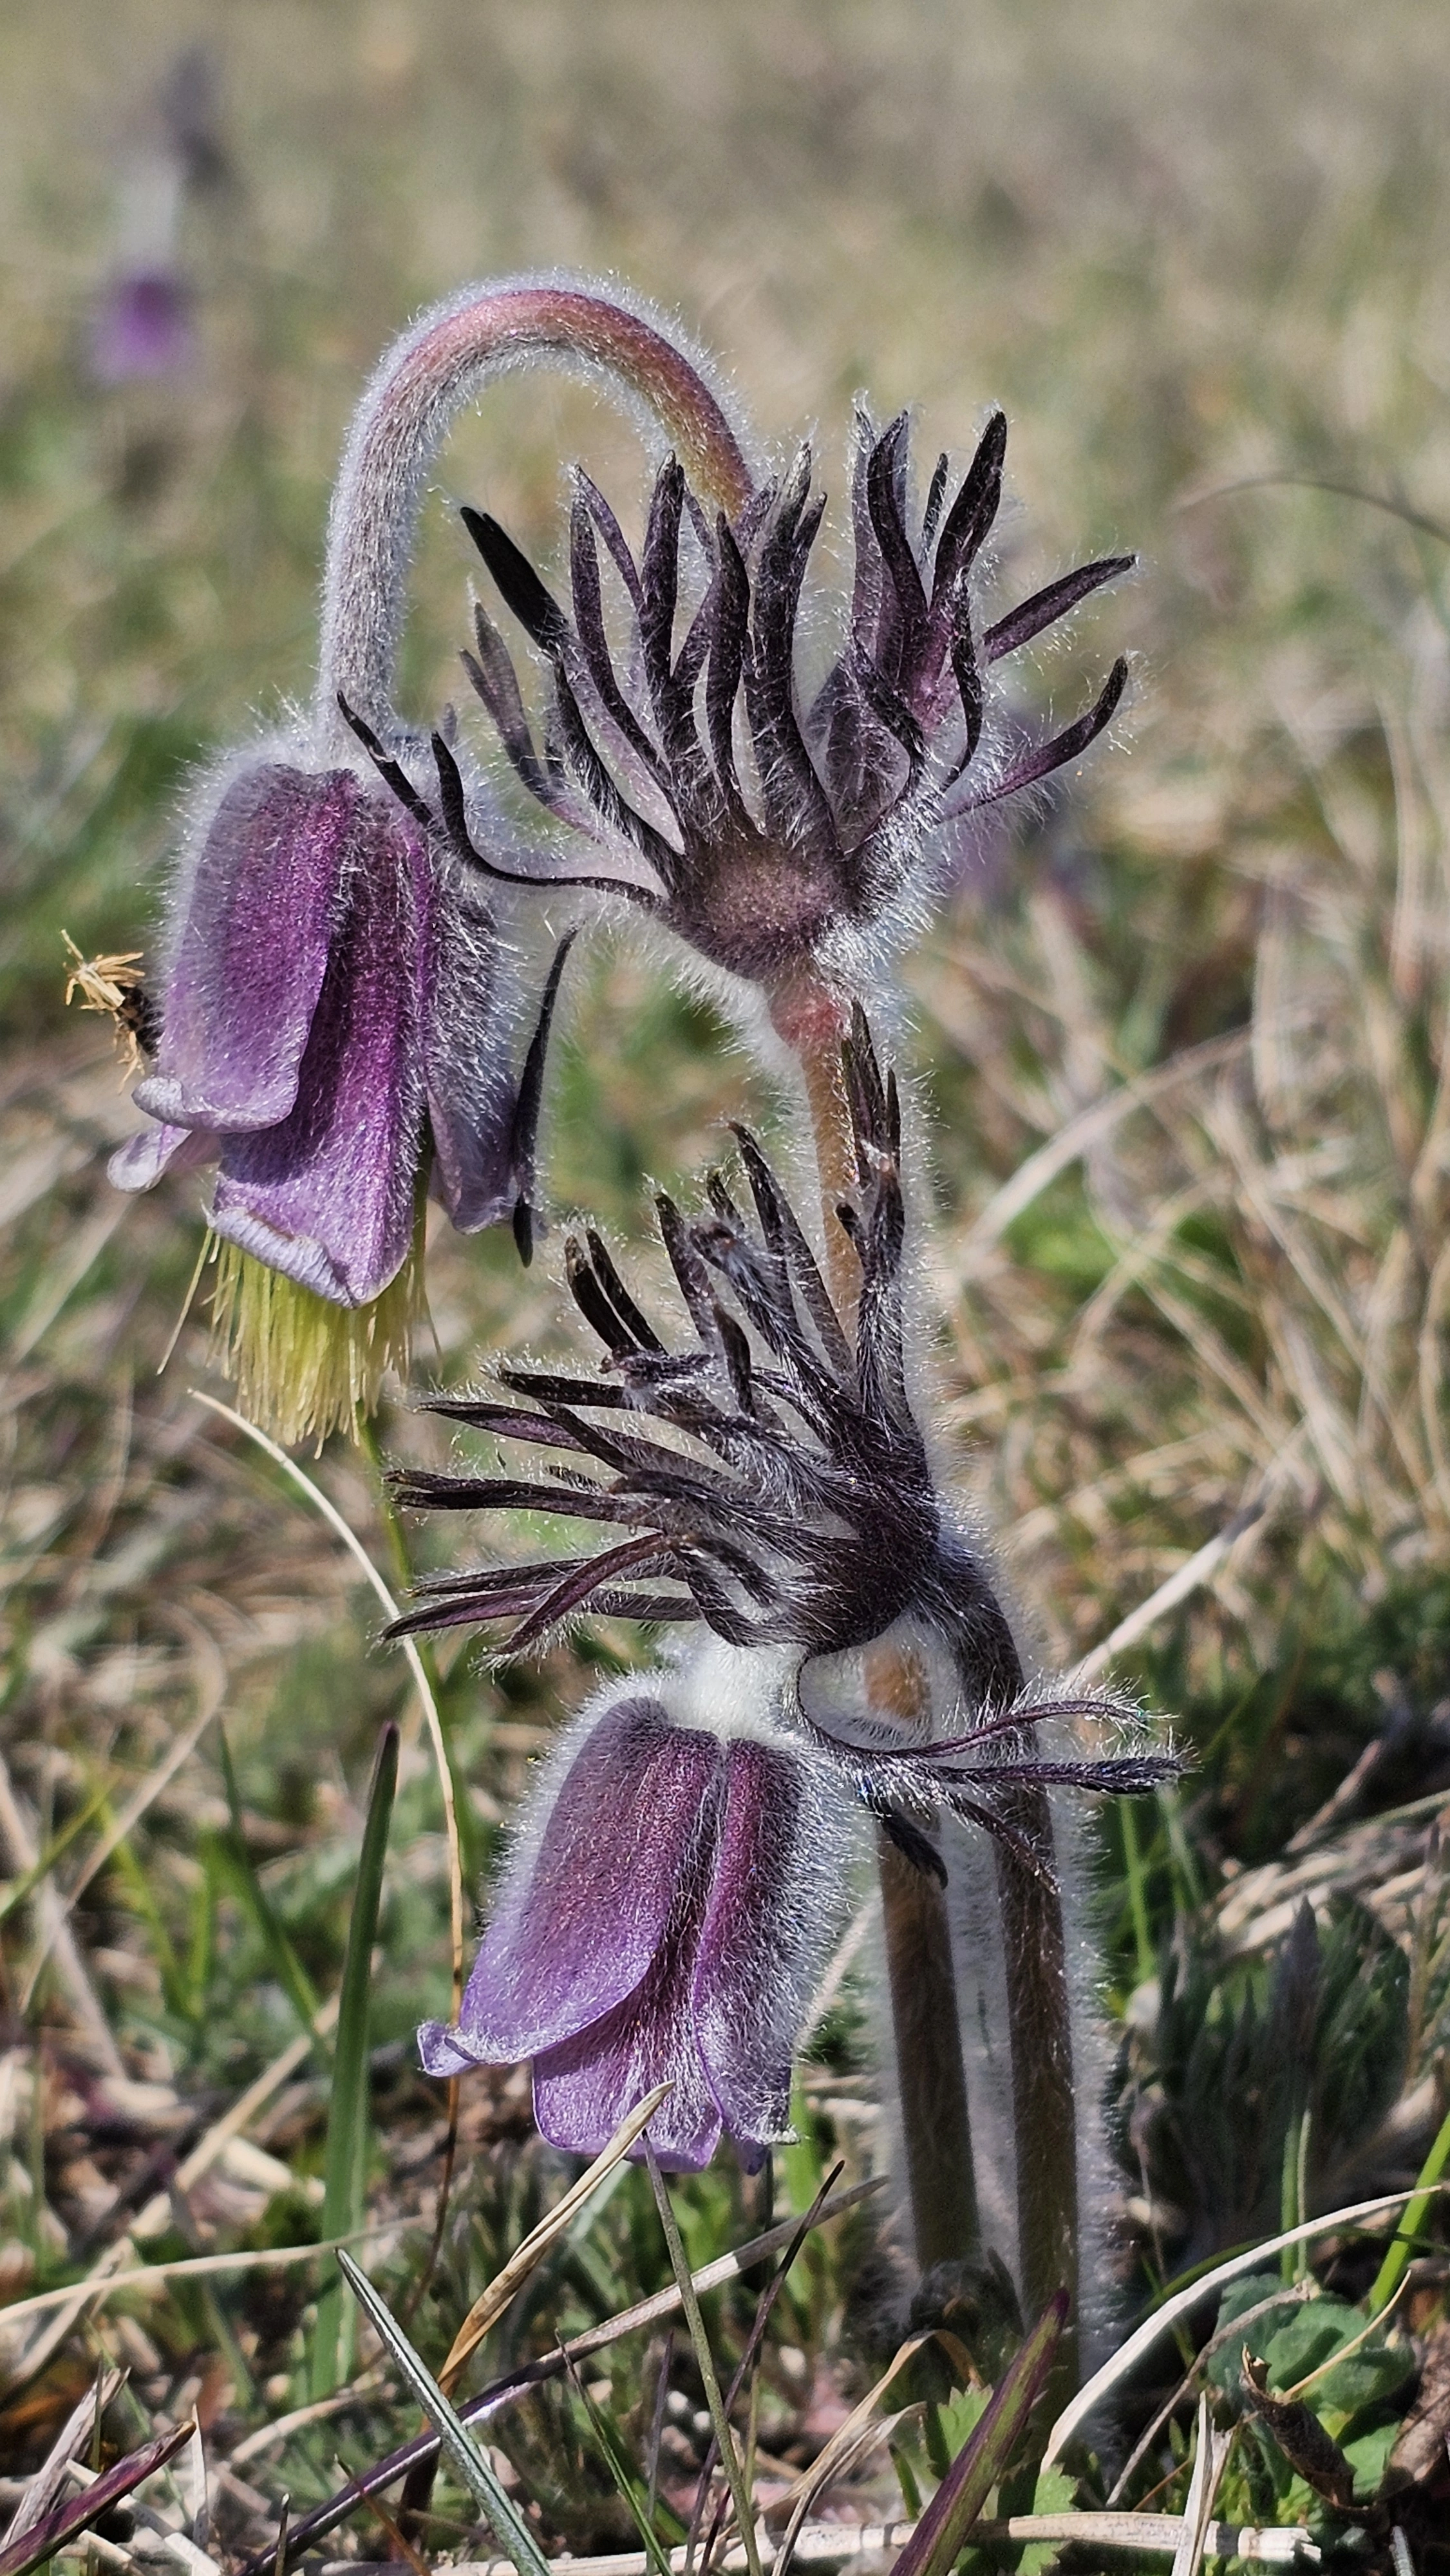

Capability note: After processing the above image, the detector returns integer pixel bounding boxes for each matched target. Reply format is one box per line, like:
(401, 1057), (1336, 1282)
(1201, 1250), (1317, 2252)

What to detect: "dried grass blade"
(2, 2367), (121, 2543)
(767, 2334), (933, 2573)
(440, 2081), (674, 2391)
(0, 2420), (194, 2576)
(336, 2249), (553, 2576)
(1169, 2396), (1235, 2576)
(417, 2514), (1317, 2572)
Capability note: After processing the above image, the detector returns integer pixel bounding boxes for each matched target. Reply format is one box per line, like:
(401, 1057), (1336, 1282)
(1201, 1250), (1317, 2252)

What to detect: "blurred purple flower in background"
(88, 48), (227, 388)
(419, 1686), (844, 2169)
(91, 270), (193, 385)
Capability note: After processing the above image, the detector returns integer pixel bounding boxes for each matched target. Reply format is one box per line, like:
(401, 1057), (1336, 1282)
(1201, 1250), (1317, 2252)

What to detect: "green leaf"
(337, 2248), (553, 2576)
(1262, 2298), (1361, 2382)
(1204, 2273), (1303, 2391)
(311, 1721), (397, 2399)
(892, 2292), (1068, 2576)
(1262, 2298), (1412, 2414)
(936, 2387), (990, 2456)
(1341, 2416), (1404, 2501)
(1015, 2465), (1078, 2574)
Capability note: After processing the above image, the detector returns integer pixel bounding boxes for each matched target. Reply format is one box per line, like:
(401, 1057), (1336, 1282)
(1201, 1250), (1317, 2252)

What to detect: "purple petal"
(207, 799), (427, 1304)
(692, 1739), (814, 2161)
(136, 765), (355, 1134)
(428, 1697), (723, 2070)
(532, 1877), (725, 2169)
(107, 1121), (216, 1192)
(415, 858), (516, 1233)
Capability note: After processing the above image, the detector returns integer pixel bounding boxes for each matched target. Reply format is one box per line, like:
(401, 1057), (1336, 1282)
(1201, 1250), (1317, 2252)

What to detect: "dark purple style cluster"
(391, 1015), (1172, 1886)
(348, 415), (1129, 999)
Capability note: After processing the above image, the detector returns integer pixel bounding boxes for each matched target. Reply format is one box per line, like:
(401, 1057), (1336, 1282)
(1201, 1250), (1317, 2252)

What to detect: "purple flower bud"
(419, 1681), (847, 2170)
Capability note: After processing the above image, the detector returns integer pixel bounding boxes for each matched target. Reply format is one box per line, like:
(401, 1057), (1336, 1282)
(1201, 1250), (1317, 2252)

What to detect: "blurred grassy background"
(5, 0), (1450, 2543)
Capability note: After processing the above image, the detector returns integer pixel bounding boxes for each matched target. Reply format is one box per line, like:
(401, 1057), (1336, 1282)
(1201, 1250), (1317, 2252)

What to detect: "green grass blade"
(311, 1721), (397, 2399)
(890, 2291), (1068, 2576)
(0, 1786), (108, 1929)
(565, 2356), (675, 2576)
(1370, 2094), (1450, 2315)
(645, 2143), (762, 2576)
(217, 1731), (324, 2049)
(337, 2248), (553, 2576)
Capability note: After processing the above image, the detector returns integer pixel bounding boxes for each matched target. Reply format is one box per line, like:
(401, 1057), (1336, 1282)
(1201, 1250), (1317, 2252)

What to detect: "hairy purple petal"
(693, 1738), (818, 2159)
(418, 1698), (723, 2072)
(532, 1863), (726, 2168)
(107, 1119), (216, 1192)
(416, 857), (516, 1233)
(136, 764), (354, 1133)
(207, 803), (427, 1303)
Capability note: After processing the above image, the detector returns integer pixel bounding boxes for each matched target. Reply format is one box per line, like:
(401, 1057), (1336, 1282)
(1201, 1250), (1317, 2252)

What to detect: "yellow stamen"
(61, 931), (152, 1078)
(207, 1215), (427, 1452)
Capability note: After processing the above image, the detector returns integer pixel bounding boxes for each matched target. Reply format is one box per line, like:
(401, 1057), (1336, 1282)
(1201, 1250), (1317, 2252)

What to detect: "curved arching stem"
(317, 273), (758, 745)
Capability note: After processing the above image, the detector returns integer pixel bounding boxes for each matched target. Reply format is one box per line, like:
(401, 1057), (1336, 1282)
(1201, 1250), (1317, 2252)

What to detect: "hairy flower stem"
(787, 994), (1078, 2370)
(878, 1832), (981, 2266)
(317, 276), (756, 742)
(785, 999), (980, 2274)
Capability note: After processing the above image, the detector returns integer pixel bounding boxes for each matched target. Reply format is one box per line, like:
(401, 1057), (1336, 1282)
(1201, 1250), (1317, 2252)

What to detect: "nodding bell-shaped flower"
(101, 276), (757, 1443)
(419, 1677), (847, 2169)
(355, 401), (1130, 1034)
(391, 1014), (1176, 1886)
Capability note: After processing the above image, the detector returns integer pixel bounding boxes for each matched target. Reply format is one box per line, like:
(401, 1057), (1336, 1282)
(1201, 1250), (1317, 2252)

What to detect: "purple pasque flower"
(353, 414), (1129, 1017)
(391, 1012), (1176, 1883)
(418, 1676), (846, 2170)
(106, 277), (757, 1349)
(108, 751), (567, 1298)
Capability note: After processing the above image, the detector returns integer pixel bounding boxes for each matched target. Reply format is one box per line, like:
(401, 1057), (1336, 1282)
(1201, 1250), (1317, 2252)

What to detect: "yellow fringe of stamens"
(207, 1217), (427, 1452)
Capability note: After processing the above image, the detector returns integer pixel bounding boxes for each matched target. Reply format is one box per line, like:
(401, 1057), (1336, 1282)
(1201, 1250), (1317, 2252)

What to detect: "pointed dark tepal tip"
(513, 1195), (534, 1266)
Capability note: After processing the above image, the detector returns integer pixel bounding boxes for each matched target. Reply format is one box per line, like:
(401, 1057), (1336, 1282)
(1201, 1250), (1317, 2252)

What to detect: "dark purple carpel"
(111, 755), (538, 1305)
(379, 423), (1131, 1004)
(418, 1694), (829, 2170)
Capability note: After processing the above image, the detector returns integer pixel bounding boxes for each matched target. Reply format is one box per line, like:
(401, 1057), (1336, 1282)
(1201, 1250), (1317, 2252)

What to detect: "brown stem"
(783, 984), (980, 2272)
(782, 981), (1080, 2358)
(992, 1782), (1080, 2383)
(878, 1829), (980, 2267)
